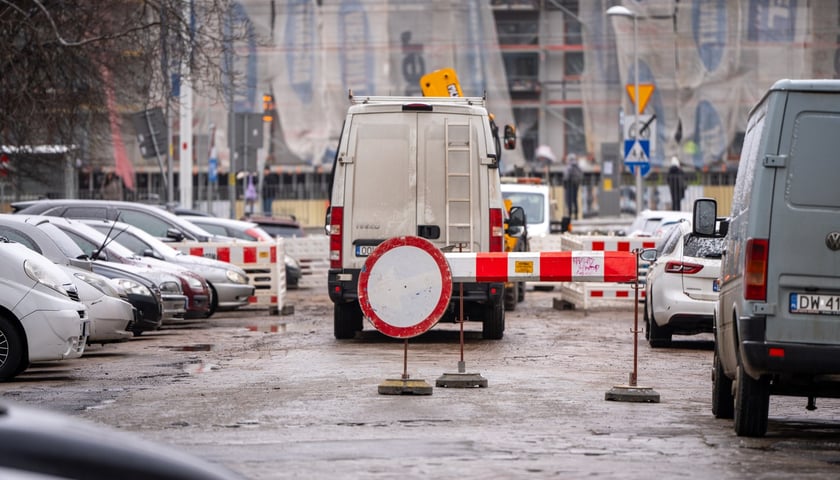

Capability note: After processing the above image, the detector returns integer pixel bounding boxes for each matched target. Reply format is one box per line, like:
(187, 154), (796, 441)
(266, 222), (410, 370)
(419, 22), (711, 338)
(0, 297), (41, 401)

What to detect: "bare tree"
(0, 0), (249, 194)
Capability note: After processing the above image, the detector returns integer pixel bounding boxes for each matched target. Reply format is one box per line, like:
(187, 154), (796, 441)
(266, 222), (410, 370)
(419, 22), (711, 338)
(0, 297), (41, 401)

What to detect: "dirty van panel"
(345, 116), (416, 269)
(418, 115), (482, 252)
(764, 102), (840, 345)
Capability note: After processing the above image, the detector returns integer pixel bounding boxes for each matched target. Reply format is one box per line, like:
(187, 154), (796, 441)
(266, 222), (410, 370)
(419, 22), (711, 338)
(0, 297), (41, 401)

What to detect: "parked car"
(243, 215), (306, 239)
(80, 219), (255, 311)
(0, 215), (135, 343)
(0, 401), (243, 479)
(12, 199), (223, 243)
(179, 216), (301, 289)
(627, 209), (692, 238)
(640, 219), (725, 347)
(0, 239), (89, 381)
(42, 218), (205, 320)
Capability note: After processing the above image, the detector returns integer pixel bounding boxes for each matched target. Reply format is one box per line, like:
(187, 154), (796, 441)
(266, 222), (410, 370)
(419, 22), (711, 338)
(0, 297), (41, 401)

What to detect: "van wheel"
(334, 302), (363, 340)
(734, 363), (770, 437)
(711, 348), (734, 419)
(517, 282), (525, 303)
(503, 285), (517, 311)
(0, 316), (25, 381)
(482, 301), (505, 340)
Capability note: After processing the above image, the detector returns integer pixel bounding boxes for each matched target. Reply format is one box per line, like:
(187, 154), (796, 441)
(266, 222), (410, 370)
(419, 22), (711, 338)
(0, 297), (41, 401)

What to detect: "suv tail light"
(744, 238), (768, 301)
(490, 208), (504, 252)
(329, 207), (343, 269)
(665, 261), (703, 274)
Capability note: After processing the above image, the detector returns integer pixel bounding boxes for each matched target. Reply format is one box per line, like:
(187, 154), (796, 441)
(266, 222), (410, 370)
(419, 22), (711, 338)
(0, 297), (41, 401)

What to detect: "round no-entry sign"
(358, 236), (452, 339)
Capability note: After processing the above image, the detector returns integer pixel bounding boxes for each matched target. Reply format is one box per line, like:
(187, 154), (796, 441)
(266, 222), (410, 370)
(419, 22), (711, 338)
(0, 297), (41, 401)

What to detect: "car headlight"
(285, 254), (300, 269)
(113, 278), (152, 297)
(158, 280), (182, 294)
(24, 259), (69, 297)
(225, 269), (247, 284)
(74, 271), (121, 297)
(185, 275), (204, 290)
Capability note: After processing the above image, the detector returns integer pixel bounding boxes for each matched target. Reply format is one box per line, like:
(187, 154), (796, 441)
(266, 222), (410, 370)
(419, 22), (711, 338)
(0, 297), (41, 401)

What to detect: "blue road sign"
(624, 139), (651, 177)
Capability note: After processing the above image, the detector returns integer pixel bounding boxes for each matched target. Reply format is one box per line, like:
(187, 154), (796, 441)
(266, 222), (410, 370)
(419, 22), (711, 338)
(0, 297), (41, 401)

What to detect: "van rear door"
(344, 112), (417, 270)
(765, 92), (840, 344)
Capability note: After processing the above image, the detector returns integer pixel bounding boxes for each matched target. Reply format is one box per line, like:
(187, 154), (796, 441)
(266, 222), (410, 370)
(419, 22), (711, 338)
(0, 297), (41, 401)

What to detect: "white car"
(640, 220), (725, 347)
(0, 240), (89, 380)
(627, 209), (692, 238)
(65, 267), (134, 344)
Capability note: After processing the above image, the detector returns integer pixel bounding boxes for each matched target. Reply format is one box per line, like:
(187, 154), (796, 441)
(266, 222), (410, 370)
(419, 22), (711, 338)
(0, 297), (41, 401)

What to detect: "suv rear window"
(684, 235), (725, 259)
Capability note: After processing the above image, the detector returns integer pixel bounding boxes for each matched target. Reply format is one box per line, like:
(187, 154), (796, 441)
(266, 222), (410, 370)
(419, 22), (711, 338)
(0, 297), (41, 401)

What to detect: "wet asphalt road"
(2, 287), (840, 479)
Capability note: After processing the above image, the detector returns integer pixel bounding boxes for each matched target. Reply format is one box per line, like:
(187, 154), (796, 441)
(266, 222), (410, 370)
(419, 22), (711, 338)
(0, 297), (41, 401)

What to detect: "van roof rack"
(347, 90), (485, 106)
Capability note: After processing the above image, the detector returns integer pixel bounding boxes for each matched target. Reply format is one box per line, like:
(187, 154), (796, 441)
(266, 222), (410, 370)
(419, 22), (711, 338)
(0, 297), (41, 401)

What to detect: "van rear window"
(790, 113), (840, 208)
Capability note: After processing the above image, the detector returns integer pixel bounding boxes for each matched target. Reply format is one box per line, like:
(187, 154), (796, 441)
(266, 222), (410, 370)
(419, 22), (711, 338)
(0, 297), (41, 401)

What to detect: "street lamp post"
(607, 5), (643, 215)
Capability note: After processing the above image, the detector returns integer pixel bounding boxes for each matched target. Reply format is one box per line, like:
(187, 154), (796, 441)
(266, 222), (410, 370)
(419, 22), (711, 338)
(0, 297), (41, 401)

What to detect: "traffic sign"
(358, 236), (452, 339)
(624, 139), (651, 177)
(626, 84), (655, 114)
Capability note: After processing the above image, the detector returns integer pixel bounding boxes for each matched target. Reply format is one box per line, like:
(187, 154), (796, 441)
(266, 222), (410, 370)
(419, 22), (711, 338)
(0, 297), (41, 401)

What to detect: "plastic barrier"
(556, 282), (646, 311)
(285, 235), (329, 289)
(175, 240), (285, 314)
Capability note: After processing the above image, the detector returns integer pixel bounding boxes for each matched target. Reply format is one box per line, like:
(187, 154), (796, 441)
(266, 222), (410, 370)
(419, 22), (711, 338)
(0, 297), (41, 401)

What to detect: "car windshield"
(502, 192), (545, 223)
(684, 235), (725, 259)
(92, 223), (182, 258)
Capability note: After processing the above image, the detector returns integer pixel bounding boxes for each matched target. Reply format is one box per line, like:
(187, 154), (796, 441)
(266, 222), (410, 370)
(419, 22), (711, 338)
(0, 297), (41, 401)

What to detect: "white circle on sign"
(358, 236), (452, 339)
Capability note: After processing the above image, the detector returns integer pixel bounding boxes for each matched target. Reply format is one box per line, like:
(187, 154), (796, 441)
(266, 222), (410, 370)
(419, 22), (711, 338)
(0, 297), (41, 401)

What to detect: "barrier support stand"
(437, 280), (488, 388)
(378, 339), (433, 395)
(605, 248), (660, 403)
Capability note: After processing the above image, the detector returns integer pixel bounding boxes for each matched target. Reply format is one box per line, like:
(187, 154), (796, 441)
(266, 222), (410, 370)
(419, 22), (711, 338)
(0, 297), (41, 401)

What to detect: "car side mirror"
(165, 228), (185, 242)
(503, 125), (516, 150)
(639, 248), (658, 263)
(692, 198), (718, 237)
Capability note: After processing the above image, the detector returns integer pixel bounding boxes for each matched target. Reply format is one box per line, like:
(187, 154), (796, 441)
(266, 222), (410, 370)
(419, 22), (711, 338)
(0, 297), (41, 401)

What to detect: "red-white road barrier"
(175, 240), (285, 314)
(444, 251), (637, 284)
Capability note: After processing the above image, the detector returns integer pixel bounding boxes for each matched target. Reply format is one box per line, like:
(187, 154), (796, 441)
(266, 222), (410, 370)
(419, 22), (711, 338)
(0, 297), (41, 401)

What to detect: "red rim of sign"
(357, 236), (452, 339)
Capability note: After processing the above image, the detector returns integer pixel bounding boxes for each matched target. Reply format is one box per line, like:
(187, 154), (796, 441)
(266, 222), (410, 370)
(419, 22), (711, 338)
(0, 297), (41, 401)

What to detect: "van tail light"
(665, 261), (703, 274)
(329, 207), (344, 269)
(490, 208), (504, 252)
(744, 238), (769, 301)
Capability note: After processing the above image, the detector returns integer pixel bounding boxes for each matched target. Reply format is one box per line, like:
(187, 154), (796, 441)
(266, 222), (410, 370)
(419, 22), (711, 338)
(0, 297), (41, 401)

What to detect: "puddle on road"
(168, 344), (215, 352)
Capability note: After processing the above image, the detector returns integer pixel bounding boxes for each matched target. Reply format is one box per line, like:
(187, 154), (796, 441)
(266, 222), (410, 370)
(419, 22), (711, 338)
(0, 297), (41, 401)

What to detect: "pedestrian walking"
(262, 166), (279, 216)
(667, 156), (686, 211)
(563, 154), (583, 220)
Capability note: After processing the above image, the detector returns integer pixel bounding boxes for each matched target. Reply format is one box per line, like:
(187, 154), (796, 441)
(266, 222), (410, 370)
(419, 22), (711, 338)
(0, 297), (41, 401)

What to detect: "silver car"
(81, 219), (255, 312)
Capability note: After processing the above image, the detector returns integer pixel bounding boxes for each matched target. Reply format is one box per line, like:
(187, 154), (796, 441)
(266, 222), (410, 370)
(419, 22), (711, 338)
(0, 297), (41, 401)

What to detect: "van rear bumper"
(742, 340), (840, 378)
(328, 269), (502, 306)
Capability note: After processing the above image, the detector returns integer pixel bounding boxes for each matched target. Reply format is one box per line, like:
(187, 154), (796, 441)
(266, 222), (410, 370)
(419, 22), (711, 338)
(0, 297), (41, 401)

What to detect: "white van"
(696, 79), (840, 437)
(500, 177), (552, 238)
(326, 94), (515, 339)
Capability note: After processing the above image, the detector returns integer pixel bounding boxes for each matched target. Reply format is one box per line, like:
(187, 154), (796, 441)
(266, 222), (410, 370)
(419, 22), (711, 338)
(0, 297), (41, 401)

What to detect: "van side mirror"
(504, 125), (516, 150)
(693, 198), (718, 237)
(508, 206), (526, 228)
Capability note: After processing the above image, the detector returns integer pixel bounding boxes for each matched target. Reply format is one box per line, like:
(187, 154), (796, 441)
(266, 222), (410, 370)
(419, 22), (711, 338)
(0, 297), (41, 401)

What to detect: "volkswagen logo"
(827, 232), (840, 251)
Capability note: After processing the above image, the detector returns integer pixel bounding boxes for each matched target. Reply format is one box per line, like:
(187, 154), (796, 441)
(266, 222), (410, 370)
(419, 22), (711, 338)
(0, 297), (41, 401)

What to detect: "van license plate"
(790, 293), (840, 315)
(355, 245), (376, 257)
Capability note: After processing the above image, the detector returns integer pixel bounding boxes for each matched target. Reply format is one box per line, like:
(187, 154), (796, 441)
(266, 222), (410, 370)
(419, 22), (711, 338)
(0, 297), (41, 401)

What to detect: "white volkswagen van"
(326, 94), (515, 339)
(696, 79), (840, 437)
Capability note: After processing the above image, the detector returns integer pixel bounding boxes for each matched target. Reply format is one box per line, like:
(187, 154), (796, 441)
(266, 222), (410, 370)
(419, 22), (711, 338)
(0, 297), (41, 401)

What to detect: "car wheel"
(334, 302), (363, 340)
(482, 300), (505, 340)
(0, 315), (26, 381)
(711, 348), (734, 419)
(204, 283), (218, 318)
(734, 362), (770, 437)
(503, 285), (517, 311)
(643, 298), (651, 341)
(647, 293), (672, 348)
